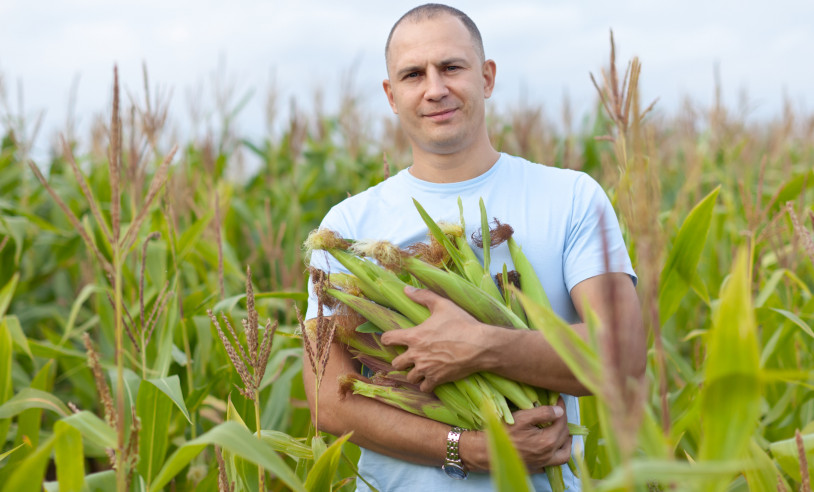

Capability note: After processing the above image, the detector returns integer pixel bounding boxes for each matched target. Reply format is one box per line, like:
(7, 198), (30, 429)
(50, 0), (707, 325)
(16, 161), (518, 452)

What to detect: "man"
(304, 4), (645, 491)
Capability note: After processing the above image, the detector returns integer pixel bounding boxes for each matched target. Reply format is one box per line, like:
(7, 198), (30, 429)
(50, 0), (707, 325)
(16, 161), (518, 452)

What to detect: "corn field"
(0, 38), (813, 491)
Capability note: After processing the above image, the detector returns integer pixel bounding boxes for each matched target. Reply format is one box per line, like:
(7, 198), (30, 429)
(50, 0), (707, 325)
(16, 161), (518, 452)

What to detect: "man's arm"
(302, 336), (572, 472)
(380, 272), (646, 396)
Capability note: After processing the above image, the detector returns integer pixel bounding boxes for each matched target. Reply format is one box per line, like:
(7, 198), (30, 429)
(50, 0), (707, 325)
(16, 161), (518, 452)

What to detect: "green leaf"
(0, 387), (70, 418)
(513, 288), (603, 394)
(46, 471), (114, 492)
(355, 321), (380, 333)
(658, 186), (720, 325)
(0, 442), (28, 463)
(304, 432), (352, 491)
(146, 375), (191, 423)
(28, 339), (87, 360)
(769, 307), (814, 339)
(211, 291), (307, 313)
(767, 170), (814, 216)
(176, 210), (214, 262)
(699, 249), (761, 484)
(137, 379), (173, 486)
(11, 360), (55, 460)
(0, 317), (13, 445)
(597, 458), (750, 489)
(260, 430), (313, 460)
(54, 420), (86, 492)
(2, 315), (32, 361)
(0, 432), (56, 492)
(483, 402), (532, 492)
(745, 439), (789, 492)
(411, 197), (465, 273)
(60, 284), (106, 344)
(61, 411), (117, 449)
(0, 272), (19, 319)
(149, 421), (306, 492)
(0, 215), (26, 265)
(769, 432), (814, 483)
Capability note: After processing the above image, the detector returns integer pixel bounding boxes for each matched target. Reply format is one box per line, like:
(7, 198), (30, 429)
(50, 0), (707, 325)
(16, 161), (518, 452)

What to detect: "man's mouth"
(424, 108), (457, 121)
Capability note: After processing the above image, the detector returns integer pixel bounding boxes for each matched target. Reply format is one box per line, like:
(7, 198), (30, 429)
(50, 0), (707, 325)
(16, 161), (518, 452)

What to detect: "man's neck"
(407, 140), (501, 184)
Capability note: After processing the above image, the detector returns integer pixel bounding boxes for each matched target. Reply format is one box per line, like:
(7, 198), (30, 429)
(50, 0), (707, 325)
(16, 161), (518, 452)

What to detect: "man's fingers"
(390, 353), (412, 371)
(380, 329), (406, 346)
(513, 405), (564, 426)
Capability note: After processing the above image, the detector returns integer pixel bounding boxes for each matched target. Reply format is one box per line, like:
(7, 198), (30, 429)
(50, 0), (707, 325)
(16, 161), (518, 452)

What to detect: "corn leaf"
(0, 317), (12, 447)
(483, 402), (532, 492)
(149, 421), (306, 492)
(137, 379), (173, 486)
(767, 169), (814, 216)
(146, 375), (192, 423)
(54, 420), (86, 492)
(304, 432), (352, 491)
(60, 284), (106, 344)
(0, 387), (70, 418)
(412, 197), (465, 273)
(744, 439), (789, 492)
(3, 315), (32, 361)
(61, 411), (117, 449)
(0, 442), (27, 463)
(698, 248), (761, 491)
(212, 291), (308, 313)
(0, 433), (57, 492)
(260, 429), (313, 460)
(11, 360), (55, 462)
(597, 458), (750, 490)
(0, 272), (19, 319)
(513, 289), (603, 395)
(176, 209), (214, 262)
(769, 432), (814, 483)
(658, 186), (720, 325)
(769, 307), (814, 339)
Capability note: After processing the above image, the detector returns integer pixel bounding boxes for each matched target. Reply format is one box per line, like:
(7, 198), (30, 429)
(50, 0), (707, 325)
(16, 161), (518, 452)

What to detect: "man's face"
(383, 14), (495, 156)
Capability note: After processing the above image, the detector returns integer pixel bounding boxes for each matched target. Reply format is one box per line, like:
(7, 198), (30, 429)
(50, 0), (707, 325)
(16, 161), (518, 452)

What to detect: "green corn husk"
(498, 265), (529, 326)
(507, 236), (551, 312)
(329, 247), (431, 324)
(330, 272), (391, 307)
(339, 375), (477, 429)
(401, 254), (527, 329)
(327, 288), (414, 333)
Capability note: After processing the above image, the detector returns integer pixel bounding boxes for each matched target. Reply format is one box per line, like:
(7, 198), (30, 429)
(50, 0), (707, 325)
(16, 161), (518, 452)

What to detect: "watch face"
(443, 462), (467, 480)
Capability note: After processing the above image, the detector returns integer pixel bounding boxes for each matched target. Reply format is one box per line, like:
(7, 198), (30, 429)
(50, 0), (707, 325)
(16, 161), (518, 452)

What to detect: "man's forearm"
(303, 340), (465, 467)
(480, 324), (593, 396)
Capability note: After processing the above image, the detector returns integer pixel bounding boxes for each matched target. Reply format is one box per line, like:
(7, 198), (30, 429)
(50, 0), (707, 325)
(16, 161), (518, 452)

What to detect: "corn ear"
(327, 248), (430, 324)
(326, 288), (414, 332)
(402, 255), (527, 329)
(340, 375), (475, 429)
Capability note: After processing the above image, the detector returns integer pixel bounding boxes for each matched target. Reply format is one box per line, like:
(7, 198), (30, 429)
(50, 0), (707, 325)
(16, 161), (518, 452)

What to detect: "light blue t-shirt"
(307, 153), (636, 491)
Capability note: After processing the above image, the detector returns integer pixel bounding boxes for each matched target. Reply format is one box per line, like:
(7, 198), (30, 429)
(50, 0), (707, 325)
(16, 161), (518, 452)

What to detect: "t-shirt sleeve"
(305, 207), (352, 320)
(563, 173), (636, 293)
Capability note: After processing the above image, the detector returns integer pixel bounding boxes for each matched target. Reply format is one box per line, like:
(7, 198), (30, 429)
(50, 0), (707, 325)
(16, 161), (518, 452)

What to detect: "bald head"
(385, 4), (485, 76)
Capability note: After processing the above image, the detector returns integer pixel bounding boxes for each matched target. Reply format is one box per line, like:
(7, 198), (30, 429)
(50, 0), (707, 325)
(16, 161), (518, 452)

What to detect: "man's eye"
(446, 66), (460, 72)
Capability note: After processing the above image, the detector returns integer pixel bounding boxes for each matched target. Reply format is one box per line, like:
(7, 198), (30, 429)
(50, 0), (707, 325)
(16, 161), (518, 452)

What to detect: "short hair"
(385, 4), (485, 72)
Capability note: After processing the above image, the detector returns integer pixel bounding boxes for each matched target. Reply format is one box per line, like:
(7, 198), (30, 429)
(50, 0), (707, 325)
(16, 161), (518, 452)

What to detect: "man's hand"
(461, 398), (572, 473)
(380, 285), (491, 392)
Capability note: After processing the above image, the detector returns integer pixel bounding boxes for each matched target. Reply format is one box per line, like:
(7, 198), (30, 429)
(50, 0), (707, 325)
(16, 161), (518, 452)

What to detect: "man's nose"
(424, 69), (449, 101)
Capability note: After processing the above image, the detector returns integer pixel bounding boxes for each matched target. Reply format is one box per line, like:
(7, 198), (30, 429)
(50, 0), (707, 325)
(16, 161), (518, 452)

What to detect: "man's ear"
(482, 59), (496, 99)
(383, 79), (398, 114)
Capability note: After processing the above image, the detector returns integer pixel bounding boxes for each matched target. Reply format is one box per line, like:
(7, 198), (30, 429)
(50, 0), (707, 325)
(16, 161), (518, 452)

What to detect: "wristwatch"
(442, 426), (468, 479)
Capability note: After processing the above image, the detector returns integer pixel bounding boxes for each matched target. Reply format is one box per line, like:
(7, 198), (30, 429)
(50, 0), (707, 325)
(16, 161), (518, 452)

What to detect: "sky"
(2, 0), (813, 161)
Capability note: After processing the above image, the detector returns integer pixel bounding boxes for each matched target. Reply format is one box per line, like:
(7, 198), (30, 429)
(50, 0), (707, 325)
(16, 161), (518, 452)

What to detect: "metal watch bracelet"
(442, 426), (468, 479)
